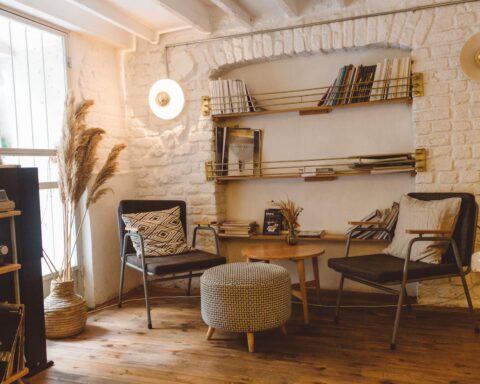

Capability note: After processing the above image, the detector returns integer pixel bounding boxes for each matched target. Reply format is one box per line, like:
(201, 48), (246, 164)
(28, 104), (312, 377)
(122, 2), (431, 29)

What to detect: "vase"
(285, 226), (298, 246)
(44, 279), (87, 339)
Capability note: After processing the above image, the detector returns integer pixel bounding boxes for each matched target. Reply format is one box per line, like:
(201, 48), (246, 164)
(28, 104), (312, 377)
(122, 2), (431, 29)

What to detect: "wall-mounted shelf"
(219, 232), (390, 243)
(211, 97), (412, 121)
(206, 149), (426, 183)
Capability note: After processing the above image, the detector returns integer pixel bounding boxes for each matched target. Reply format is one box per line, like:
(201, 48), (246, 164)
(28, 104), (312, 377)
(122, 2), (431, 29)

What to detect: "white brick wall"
(123, 2), (480, 305)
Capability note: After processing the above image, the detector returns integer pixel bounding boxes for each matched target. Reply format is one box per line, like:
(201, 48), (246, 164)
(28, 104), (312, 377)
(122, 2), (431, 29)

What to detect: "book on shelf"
(209, 78), (256, 115)
(298, 230), (325, 238)
(214, 127), (262, 177)
(219, 221), (257, 237)
(345, 202), (399, 240)
(319, 57), (412, 107)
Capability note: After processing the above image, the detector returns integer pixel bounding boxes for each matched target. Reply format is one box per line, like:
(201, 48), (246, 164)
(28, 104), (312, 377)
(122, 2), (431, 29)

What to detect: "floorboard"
(26, 285), (480, 384)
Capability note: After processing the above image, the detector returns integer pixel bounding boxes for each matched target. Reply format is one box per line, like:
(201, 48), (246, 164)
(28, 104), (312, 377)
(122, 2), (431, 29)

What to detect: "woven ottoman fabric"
(200, 262), (291, 333)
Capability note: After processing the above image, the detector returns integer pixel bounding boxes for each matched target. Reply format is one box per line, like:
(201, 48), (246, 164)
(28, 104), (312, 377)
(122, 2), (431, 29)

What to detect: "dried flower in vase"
(274, 198), (303, 229)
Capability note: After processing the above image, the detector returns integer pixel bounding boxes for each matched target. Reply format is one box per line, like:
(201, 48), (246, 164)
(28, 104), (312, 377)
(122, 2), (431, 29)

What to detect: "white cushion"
(383, 195), (462, 264)
(122, 206), (191, 257)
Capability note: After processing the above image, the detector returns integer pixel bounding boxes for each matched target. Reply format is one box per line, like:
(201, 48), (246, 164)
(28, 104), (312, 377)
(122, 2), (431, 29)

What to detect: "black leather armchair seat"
(328, 254), (458, 283)
(125, 250), (225, 275)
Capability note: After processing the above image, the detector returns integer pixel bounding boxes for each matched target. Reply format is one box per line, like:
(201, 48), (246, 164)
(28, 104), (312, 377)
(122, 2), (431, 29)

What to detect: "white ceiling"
(0, 0), (453, 49)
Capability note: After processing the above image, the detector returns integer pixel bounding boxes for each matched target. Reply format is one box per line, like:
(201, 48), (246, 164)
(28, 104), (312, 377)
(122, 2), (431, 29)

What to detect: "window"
(0, 10), (70, 276)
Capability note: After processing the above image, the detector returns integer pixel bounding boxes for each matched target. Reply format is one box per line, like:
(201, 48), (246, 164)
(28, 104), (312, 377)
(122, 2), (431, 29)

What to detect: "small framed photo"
(263, 208), (283, 235)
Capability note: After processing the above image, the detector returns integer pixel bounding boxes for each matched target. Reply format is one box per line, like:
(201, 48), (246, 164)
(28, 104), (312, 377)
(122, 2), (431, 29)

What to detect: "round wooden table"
(241, 244), (325, 324)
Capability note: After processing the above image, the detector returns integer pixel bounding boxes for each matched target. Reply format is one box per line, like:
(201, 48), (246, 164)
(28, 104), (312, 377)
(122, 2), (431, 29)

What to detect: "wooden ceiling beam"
(155, 0), (212, 33)
(209, 0), (253, 28)
(66, 0), (157, 43)
(277, 0), (299, 18)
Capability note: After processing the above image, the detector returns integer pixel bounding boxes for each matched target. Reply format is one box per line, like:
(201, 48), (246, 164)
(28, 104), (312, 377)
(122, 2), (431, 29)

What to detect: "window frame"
(0, 7), (80, 281)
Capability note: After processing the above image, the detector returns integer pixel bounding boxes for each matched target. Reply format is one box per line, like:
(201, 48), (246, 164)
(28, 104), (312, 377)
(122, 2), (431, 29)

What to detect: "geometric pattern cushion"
(122, 206), (191, 257)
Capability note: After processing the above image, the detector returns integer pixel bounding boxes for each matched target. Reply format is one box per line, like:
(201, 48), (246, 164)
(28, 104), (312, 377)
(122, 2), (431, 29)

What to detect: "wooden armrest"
(193, 220), (217, 226)
(125, 227), (138, 233)
(405, 229), (451, 235)
(348, 220), (385, 226)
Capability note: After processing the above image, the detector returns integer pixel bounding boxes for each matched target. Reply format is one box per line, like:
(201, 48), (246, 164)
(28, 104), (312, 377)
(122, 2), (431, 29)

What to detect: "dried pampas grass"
(58, 96), (126, 281)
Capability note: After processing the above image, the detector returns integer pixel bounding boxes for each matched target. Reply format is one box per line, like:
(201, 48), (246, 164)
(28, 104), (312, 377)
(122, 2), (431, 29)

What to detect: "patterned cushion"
(122, 207), (191, 257)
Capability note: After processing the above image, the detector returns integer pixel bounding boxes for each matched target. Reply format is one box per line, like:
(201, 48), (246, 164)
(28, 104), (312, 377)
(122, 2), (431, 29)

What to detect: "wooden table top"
(241, 243), (325, 261)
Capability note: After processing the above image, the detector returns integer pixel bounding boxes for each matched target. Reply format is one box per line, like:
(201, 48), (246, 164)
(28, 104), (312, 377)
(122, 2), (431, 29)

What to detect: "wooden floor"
(27, 285), (480, 384)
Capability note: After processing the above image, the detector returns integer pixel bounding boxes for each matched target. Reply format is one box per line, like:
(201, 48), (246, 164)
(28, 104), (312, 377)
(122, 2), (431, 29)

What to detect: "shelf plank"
(3, 367), (29, 384)
(0, 263), (21, 275)
(219, 233), (389, 243)
(0, 210), (21, 219)
(214, 167), (415, 182)
(211, 97), (412, 121)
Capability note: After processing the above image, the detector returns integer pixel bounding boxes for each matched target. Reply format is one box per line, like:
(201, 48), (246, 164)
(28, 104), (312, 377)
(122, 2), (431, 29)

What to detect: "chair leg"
(187, 271), (193, 296)
(141, 266), (152, 329)
(404, 287), (412, 312)
(451, 239), (479, 334)
(118, 256), (126, 308)
(205, 326), (215, 340)
(334, 274), (345, 324)
(247, 332), (254, 353)
(390, 280), (407, 350)
(458, 269), (480, 334)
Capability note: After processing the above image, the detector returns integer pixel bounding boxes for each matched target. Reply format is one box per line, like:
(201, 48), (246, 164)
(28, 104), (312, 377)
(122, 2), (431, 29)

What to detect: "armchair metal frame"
(118, 222), (220, 329)
(334, 220), (479, 350)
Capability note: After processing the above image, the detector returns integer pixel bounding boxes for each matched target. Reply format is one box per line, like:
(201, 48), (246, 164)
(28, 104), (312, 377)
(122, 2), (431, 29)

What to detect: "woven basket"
(44, 279), (87, 339)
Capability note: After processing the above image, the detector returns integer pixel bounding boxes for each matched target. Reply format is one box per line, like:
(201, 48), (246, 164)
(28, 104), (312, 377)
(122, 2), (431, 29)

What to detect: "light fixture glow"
(148, 79), (185, 120)
(460, 33), (480, 82)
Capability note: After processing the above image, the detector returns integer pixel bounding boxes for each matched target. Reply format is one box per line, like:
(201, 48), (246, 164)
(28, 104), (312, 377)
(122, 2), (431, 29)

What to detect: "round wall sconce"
(460, 32), (480, 81)
(148, 79), (185, 120)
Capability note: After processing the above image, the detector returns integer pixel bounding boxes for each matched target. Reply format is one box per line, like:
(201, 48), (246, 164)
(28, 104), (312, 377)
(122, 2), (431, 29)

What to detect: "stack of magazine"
(219, 221), (258, 237)
(215, 127), (262, 177)
(350, 153), (416, 174)
(319, 56), (412, 106)
(346, 202), (400, 240)
(209, 79), (256, 115)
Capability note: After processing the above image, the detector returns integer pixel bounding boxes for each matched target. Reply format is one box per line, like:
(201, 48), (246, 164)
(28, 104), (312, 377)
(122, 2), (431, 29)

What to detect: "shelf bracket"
(415, 148), (427, 172)
(412, 73), (424, 97)
(201, 96), (211, 117)
(205, 161), (215, 181)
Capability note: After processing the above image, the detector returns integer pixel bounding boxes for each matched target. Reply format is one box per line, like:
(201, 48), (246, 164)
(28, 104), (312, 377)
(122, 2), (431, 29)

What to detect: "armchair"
(117, 200), (226, 329)
(328, 192), (479, 349)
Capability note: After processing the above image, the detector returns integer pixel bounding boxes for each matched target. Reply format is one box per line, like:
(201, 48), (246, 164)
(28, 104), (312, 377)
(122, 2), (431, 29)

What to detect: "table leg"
(296, 259), (309, 324)
(311, 256), (321, 304)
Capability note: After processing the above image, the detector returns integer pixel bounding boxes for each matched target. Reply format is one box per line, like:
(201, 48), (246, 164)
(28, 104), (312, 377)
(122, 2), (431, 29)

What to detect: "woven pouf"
(201, 262), (291, 352)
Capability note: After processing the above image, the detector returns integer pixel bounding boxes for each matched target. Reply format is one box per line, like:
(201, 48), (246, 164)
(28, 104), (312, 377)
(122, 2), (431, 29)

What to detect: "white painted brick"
(413, 12), (434, 47)
(452, 146), (472, 159)
(330, 22), (343, 50)
(310, 25), (322, 52)
(343, 20), (354, 48)
(232, 38), (243, 62)
(389, 13), (407, 45)
(242, 36), (253, 61)
(262, 34), (273, 58)
(321, 24), (332, 51)
(354, 18), (367, 47)
(293, 28), (305, 54)
(432, 156), (453, 171)
(283, 29), (294, 55)
(366, 17), (377, 45)
(273, 31), (284, 56)
(460, 171), (480, 183)
(222, 40), (235, 64)
(252, 34), (263, 59)
(376, 14), (393, 43)
(431, 120), (451, 132)
(416, 172), (434, 184)
(438, 172), (459, 184)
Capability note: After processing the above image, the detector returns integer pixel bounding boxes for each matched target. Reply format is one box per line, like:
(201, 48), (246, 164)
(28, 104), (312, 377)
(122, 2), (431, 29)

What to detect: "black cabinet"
(0, 167), (52, 376)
